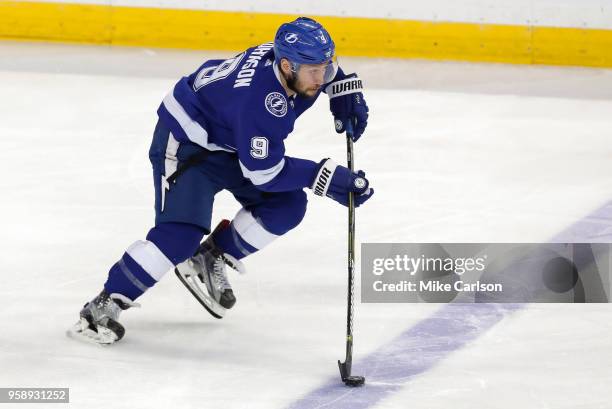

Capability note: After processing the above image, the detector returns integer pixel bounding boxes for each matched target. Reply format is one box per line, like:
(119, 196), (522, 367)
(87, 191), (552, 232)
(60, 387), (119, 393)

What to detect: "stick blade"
(343, 375), (365, 387)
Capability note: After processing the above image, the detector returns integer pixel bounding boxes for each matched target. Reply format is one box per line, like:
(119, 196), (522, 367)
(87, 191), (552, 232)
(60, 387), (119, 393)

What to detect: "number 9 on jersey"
(250, 136), (269, 159)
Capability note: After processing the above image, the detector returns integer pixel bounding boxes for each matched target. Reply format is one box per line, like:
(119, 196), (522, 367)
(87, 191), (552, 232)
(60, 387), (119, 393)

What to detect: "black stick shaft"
(339, 123), (356, 380)
(346, 134), (356, 364)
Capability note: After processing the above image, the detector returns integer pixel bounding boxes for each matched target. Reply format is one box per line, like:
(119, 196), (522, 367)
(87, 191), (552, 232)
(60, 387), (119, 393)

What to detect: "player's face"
(293, 62), (329, 97)
(281, 59), (335, 99)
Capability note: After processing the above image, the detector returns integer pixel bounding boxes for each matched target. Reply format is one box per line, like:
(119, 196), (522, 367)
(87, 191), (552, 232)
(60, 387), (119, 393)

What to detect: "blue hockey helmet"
(274, 17), (337, 83)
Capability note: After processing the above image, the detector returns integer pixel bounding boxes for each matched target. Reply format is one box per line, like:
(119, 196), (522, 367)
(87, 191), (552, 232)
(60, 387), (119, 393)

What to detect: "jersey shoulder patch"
(264, 92), (288, 117)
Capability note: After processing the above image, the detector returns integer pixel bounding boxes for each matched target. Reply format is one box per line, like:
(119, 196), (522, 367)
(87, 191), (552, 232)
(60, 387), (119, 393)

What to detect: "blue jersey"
(157, 42), (327, 192)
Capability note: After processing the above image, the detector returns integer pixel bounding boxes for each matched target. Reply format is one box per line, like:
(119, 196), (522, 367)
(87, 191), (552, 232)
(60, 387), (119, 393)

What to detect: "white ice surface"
(0, 42), (611, 409)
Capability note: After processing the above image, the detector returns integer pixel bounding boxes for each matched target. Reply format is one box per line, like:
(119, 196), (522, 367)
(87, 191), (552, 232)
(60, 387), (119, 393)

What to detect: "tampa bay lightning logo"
(265, 92), (288, 117)
(284, 33), (298, 44)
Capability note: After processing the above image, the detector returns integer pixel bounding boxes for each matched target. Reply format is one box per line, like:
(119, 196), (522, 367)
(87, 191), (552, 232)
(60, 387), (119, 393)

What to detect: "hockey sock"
(104, 222), (204, 300)
(213, 220), (257, 260)
(214, 208), (278, 260)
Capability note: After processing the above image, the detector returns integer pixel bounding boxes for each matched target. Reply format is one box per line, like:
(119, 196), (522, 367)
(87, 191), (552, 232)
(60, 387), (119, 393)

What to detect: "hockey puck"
(343, 375), (365, 387)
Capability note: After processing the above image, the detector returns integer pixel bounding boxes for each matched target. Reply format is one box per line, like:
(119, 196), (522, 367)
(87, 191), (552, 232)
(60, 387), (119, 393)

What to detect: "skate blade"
(175, 265), (227, 319)
(66, 318), (119, 345)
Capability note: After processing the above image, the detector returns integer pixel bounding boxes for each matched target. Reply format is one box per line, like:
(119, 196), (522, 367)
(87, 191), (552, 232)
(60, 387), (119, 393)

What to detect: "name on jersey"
(233, 42), (274, 88)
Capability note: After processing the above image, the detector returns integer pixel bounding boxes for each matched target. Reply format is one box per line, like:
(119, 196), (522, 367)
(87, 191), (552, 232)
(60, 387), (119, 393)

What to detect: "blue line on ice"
(286, 201), (612, 409)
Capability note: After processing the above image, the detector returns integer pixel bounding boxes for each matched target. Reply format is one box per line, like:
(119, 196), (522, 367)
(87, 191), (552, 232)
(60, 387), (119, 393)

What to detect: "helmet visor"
(293, 56), (338, 84)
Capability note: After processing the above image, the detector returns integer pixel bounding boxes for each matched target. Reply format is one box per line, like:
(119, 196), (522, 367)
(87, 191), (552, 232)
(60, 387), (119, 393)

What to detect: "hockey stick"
(337, 121), (366, 387)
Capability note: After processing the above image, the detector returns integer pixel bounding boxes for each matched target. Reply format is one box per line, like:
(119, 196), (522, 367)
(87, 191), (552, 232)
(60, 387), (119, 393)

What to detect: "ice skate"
(67, 290), (140, 345)
(175, 220), (246, 319)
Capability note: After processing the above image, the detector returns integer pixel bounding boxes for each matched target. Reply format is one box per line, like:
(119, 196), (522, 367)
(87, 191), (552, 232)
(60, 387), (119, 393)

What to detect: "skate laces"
(196, 237), (247, 291)
(90, 293), (119, 321)
(210, 252), (247, 291)
(91, 292), (140, 320)
(212, 255), (232, 291)
(221, 253), (247, 275)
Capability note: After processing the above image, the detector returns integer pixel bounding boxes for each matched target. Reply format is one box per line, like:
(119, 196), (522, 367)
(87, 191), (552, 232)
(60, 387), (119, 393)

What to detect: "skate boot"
(68, 290), (140, 345)
(175, 220), (246, 319)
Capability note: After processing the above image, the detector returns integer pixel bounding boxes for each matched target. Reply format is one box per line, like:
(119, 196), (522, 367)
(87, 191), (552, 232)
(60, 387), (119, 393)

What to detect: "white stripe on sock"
(126, 240), (174, 281)
(232, 208), (278, 250)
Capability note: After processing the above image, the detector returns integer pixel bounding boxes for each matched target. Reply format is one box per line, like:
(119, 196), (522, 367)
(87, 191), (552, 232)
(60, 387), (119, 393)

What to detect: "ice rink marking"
(287, 201), (612, 409)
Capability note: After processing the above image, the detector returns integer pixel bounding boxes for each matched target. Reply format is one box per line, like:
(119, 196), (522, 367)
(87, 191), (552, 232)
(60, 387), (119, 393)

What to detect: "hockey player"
(69, 17), (373, 344)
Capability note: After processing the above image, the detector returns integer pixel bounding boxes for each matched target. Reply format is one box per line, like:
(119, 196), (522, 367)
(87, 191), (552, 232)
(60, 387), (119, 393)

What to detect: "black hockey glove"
(326, 73), (369, 142)
(311, 159), (374, 207)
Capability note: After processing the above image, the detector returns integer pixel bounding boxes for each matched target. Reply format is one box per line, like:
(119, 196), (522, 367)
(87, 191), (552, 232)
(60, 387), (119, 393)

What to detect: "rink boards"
(1, 0), (612, 67)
